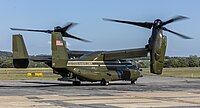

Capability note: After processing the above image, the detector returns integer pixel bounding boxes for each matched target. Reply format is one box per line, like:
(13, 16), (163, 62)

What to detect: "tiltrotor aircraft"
(11, 16), (191, 86)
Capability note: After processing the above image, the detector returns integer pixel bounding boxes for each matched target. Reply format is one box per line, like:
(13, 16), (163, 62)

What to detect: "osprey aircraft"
(11, 16), (191, 86)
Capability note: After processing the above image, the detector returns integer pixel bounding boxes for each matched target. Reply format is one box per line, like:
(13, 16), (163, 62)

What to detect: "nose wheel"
(131, 79), (137, 84)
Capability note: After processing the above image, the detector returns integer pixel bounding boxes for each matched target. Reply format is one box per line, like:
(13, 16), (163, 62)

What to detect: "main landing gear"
(72, 81), (81, 86)
(101, 79), (109, 86)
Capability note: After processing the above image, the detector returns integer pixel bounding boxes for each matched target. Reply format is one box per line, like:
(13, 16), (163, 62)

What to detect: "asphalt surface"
(0, 76), (200, 108)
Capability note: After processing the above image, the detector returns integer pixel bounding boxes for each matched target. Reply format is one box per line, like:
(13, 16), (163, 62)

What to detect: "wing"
(30, 55), (52, 62)
(77, 48), (148, 61)
(68, 50), (93, 58)
(103, 48), (148, 60)
(29, 50), (93, 62)
(29, 48), (148, 62)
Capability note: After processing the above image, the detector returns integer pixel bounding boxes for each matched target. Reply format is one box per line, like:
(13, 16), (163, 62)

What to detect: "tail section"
(12, 34), (29, 68)
(52, 32), (68, 68)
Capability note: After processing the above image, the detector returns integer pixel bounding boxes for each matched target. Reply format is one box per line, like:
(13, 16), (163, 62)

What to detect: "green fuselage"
(65, 60), (142, 82)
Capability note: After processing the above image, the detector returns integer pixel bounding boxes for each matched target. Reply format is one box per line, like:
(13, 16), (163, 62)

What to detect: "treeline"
(164, 55), (200, 68)
(136, 55), (200, 68)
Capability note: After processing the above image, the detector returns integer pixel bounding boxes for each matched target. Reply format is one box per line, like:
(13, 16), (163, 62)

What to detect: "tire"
(101, 79), (109, 86)
(131, 79), (137, 84)
(72, 81), (81, 86)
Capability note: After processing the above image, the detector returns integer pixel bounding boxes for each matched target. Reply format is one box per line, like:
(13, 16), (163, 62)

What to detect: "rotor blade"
(161, 16), (189, 26)
(10, 28), (53, 33)
(62, 23), (78, 32)
(162, 27), (192, 39)
(64, 33), (91, 42)
(103, 18), (153, 29)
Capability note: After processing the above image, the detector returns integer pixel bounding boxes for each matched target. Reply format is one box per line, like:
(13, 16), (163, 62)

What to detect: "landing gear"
(57, 77), (69, 81)
(72, 81), (81, 86)
(101, 79), (109, 86)
(131, 79), (137, 84)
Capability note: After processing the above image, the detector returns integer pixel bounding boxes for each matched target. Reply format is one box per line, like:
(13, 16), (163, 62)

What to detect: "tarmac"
(0, 76), (200, 108)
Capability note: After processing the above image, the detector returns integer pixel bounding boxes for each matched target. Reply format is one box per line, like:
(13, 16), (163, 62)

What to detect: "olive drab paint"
(149, 31), (167, 74)
(12, 34), (29, 68)
(52, 32), (68, 68)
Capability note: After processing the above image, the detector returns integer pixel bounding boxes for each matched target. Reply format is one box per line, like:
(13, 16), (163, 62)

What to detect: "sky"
(0, 0), (200, 56)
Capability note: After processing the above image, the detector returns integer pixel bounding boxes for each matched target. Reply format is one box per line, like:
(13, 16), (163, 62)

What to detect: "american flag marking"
(56, 40), (64, 46)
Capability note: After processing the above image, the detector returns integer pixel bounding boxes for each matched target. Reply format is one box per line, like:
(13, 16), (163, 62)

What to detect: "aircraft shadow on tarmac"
(22, 81), (133, 86)
(0, 81), (135, 88)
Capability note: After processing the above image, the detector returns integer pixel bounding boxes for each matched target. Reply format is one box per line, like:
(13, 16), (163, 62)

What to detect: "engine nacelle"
(149, 35), (167, 74)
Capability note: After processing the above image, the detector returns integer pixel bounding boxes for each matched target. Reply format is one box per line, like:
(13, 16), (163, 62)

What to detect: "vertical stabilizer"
(12, 34), (29, 68)
(52, 32), (68, 68)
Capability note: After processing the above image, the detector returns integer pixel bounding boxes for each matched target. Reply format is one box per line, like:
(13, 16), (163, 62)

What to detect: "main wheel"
(101, 79), (109, 86)
(72, 81), (81, 86)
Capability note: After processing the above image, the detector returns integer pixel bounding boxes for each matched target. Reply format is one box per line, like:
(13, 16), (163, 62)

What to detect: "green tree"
(0, 59), (13, 68)
(188, 55), (199, 67)
(177, 57), (189, 67)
